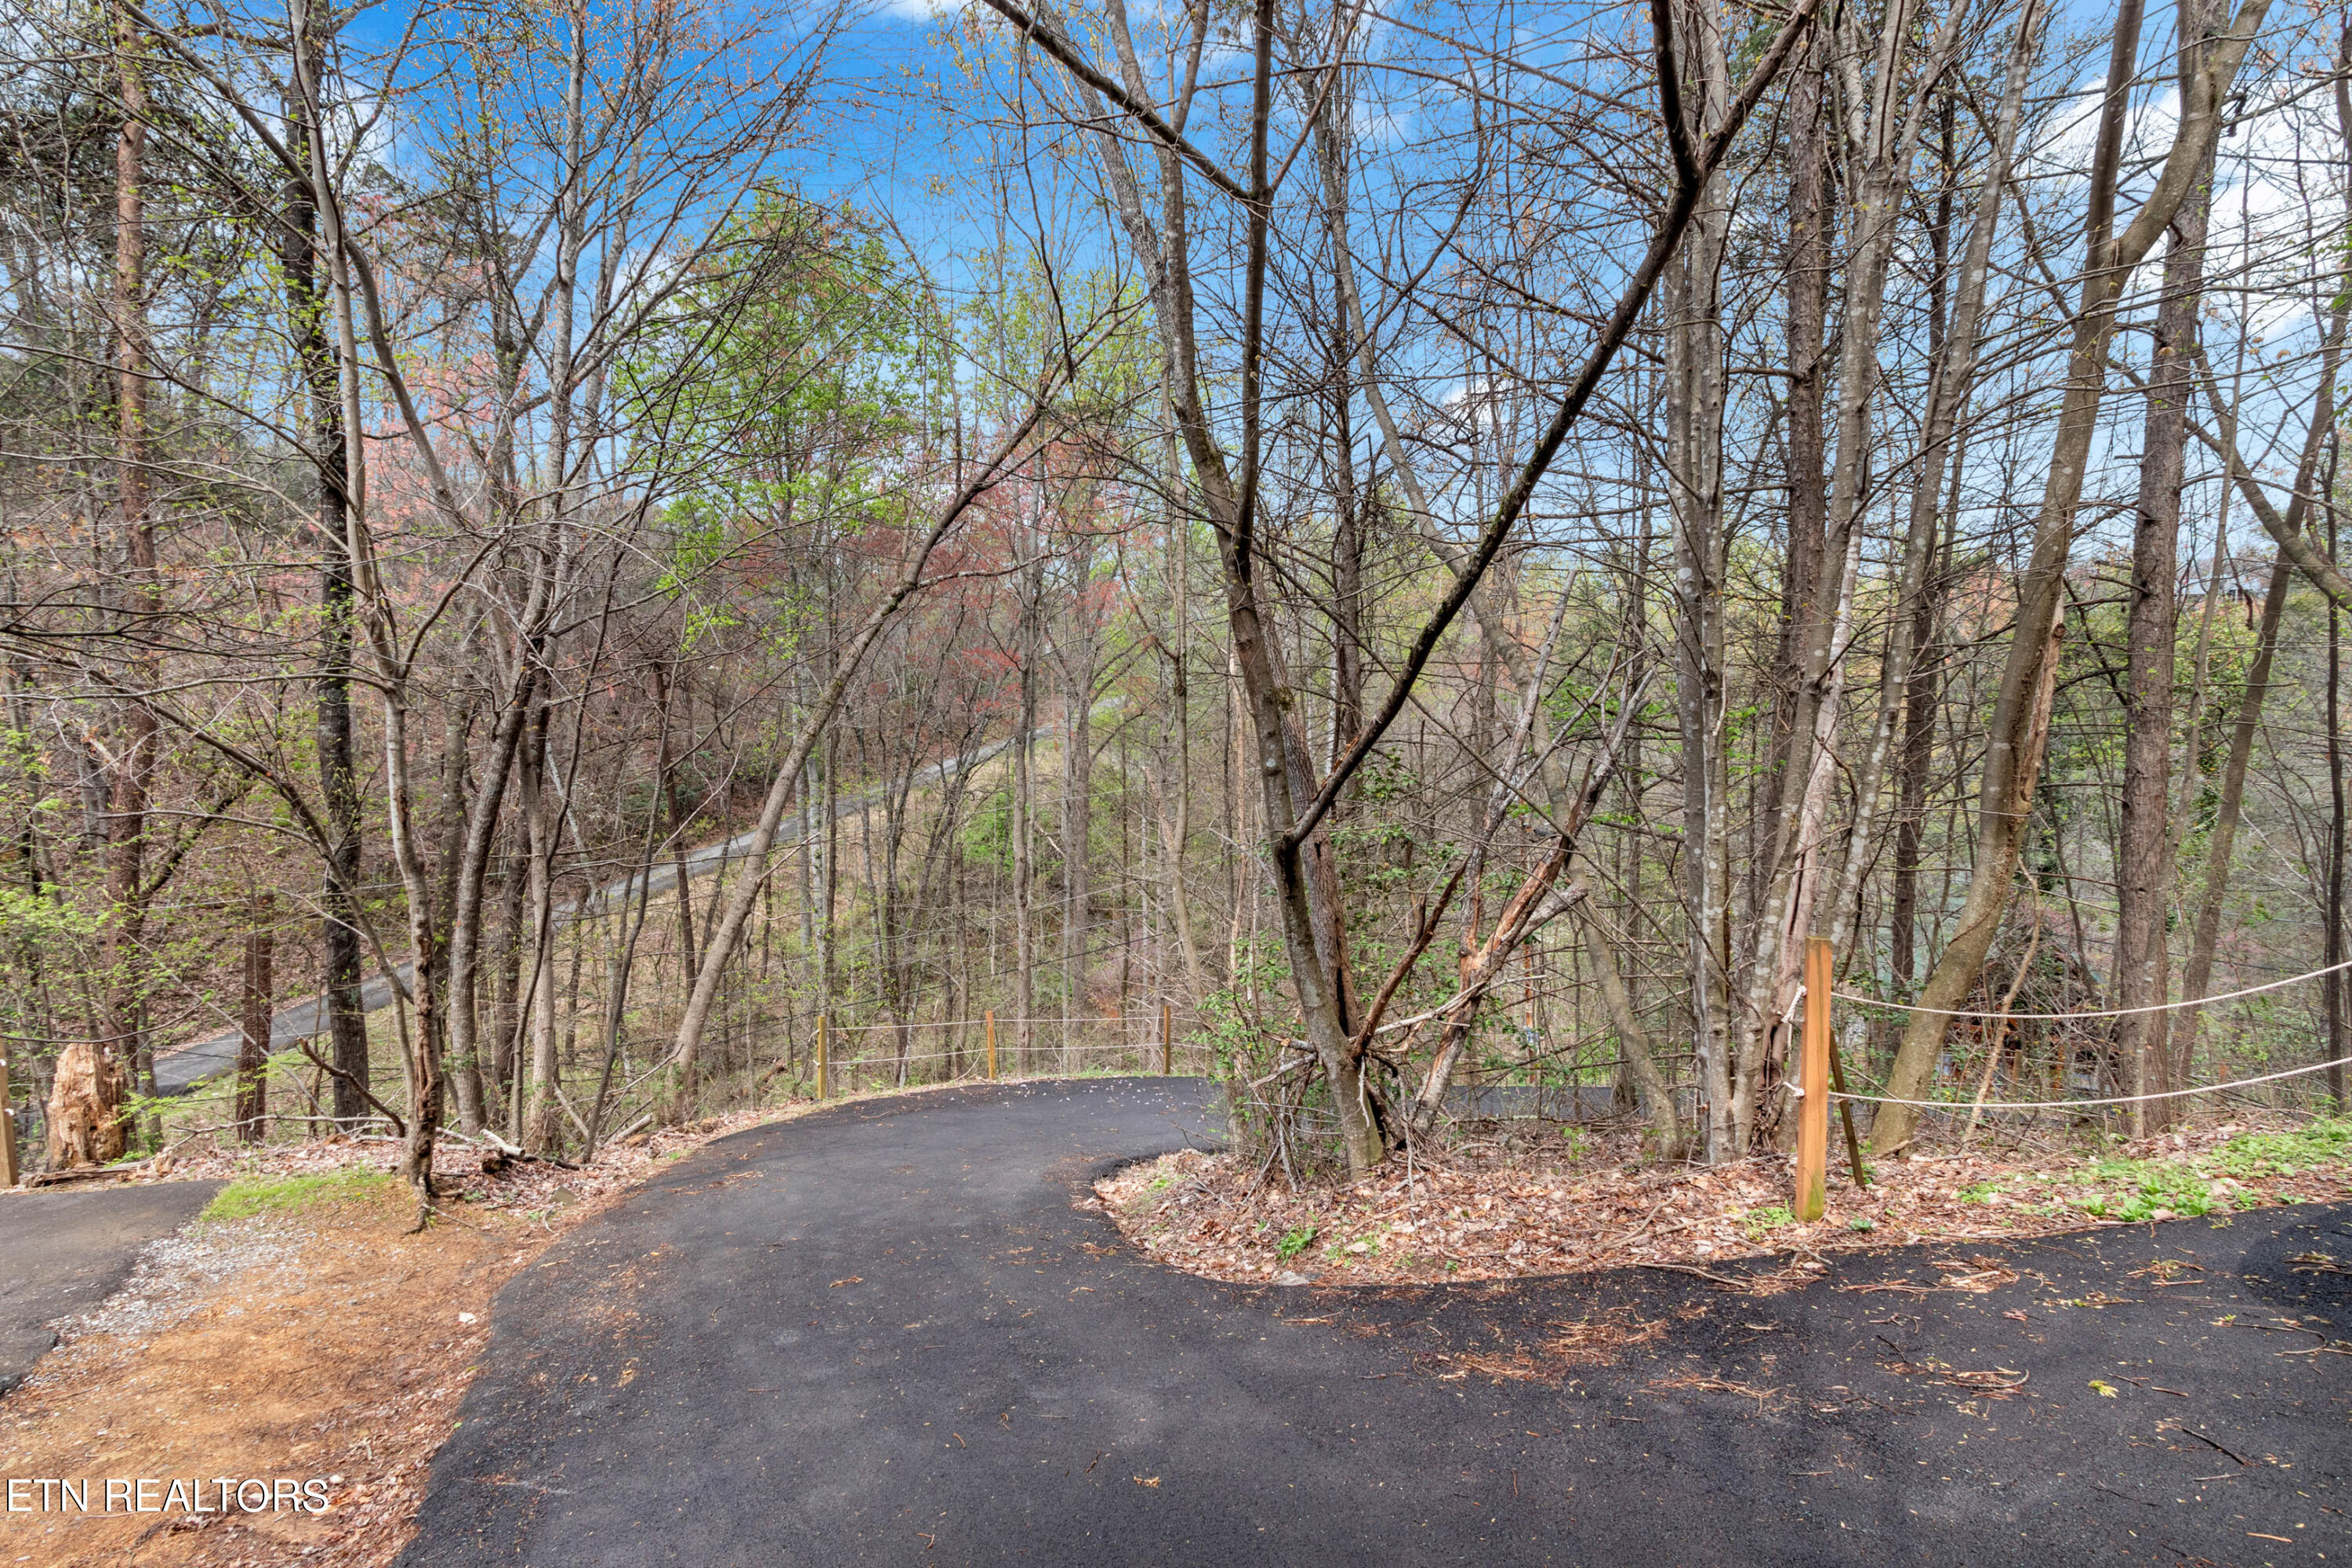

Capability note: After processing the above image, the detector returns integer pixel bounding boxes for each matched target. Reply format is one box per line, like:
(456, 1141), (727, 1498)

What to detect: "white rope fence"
(1833, 1052), (2352, 1111)
(787, 958), (2352, 1118)
(1830, 955), (2352, 1022)
(1820, 953), (2352, 1112)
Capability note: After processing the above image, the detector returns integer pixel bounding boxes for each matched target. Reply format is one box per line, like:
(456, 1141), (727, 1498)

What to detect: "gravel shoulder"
(0, 1182), (222, 1396)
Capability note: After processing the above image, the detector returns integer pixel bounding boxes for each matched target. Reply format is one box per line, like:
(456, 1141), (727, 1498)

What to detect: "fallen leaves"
(1087, 1112), (2352, 1294)
(1647, 1373), (1784, 1411)
(1878, 1357), (2030, 1399)
(1417, 1312), (1664, 1383)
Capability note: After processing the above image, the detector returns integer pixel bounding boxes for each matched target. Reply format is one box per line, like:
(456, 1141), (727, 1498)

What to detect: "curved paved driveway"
(404, 1080), (2350, 1566)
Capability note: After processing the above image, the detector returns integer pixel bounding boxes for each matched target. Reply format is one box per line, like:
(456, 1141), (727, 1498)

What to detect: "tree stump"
(46, 1041), (129, 1167)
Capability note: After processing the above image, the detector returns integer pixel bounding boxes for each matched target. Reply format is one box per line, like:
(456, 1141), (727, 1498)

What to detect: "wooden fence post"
(816, 1014), (829, 1101)
(986, 1011), (996, 1080)
(0, 1054), (17, 1188)
(1795, 937), (1832, 1221)
(1160, 1002), (1171, 1074)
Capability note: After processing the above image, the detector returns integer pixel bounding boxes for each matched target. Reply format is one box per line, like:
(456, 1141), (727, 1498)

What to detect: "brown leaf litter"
(1088, 1112), (2352, 1294)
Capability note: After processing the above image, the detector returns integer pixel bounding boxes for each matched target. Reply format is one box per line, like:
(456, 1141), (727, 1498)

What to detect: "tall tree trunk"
(1733, 0), (1968, 1149)
(290, 0), (449, 1195)
(489, 841), (526, 1124)
(278, 105), (368, 1129)
(1060, 589), (1096, 1071)
(1837, 0), (2048, 985)
(1013, 561), (1040, 1069)
(1327, 318), (1366, 774)
(2331, 537), (2347, 1115)
(1155, 470), (1207, 1006)
(819, 726), (838, 1040)
(521, 708), (563, 1152)
(1765, 24), (1830, 867)
(1887, 97), (1959, 992)
(654, 662), (700, 975)
(1887, 568), (1945, 985)
(2115, 0), (2219, 1132)
(2176, 281), (2350, 1062)
(100, 0), (154, 1160)
(1666, 0), (1734, 1161)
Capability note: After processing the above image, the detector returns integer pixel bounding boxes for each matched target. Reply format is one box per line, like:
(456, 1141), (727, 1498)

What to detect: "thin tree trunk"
(655, 662), (700, 975)
(1328, 314), (1366, 773)
(2331, 528), (2347, 1118)
(1733, 0), (1967, 1149)
(1570, 886), (1682, 1157)
(665, 408), (1052, 1096)
(521, 710), (563, 1152)
(235, 893), (274, 1143)
(1664, 0), (1734, 1162)
(1765, 23), (1830, 873)
(1060, 590), (1096, 1072)
(488, 841), (525, 1124)
(289, 0), (448, 1196)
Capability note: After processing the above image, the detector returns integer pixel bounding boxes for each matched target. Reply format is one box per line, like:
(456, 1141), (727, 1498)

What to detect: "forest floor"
(0, 1083), (968, 1567)
(1094, 1111), (2352, 1293)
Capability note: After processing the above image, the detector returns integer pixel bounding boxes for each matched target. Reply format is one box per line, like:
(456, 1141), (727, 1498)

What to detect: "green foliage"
(200, 1168), (395, 1221)
(1195, 938), (1363, 1177)
(2065, 1120), (2349, 1221)
(2205, 1119), (2352, 1178)
(1276, 1225), (1318, 1261)
(1193, 936), (1294, 1089)
(962, 784), (1014, 873)
(0, 885), (104, 943)
(622, 191), (946, 646)
(1739, 1203), (1797, 1241)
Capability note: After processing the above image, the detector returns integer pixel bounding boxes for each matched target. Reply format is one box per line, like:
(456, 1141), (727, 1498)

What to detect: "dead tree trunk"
(45, 1041), (129, 1168)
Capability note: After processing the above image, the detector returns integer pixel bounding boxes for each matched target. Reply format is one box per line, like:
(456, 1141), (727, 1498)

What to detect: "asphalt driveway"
(401, 1078), (2349, 1566)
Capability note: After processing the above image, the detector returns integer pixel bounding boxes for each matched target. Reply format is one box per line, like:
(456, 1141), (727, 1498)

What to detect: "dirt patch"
(0, 1104), (797, 1566)
(1089, 1114), (2352, 1291)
